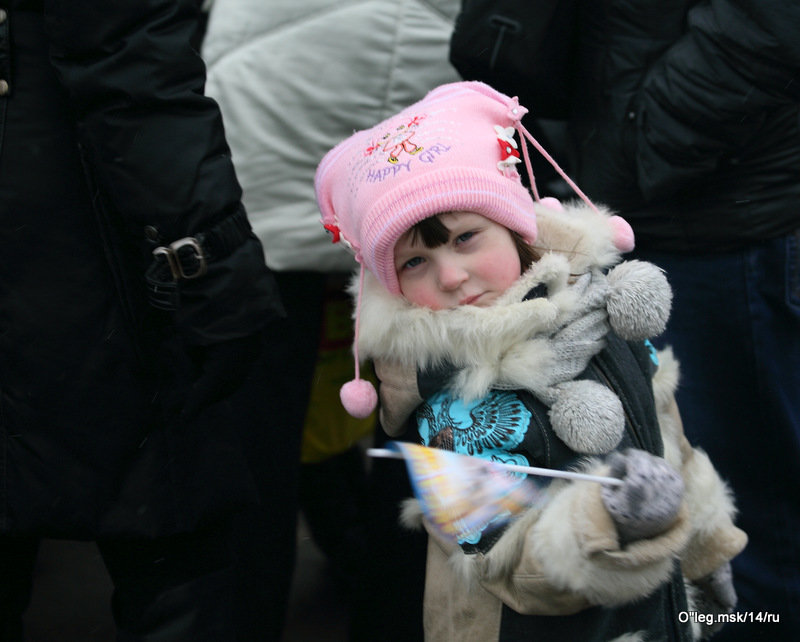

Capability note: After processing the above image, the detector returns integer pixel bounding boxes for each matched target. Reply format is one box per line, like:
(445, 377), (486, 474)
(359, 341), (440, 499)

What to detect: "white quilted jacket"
(203, 0), (461, 271)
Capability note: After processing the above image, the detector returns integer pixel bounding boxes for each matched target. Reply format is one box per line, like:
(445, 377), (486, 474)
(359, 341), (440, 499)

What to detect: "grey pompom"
(548, 380), (625, 454)
(606, 260), (672, 340)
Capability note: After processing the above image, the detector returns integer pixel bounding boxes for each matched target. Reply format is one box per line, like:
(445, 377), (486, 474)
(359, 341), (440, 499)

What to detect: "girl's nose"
(436, 260), (468, 291)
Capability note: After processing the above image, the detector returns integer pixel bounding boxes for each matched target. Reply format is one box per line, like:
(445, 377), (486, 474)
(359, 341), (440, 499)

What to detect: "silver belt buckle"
(152, 237), (207, 281)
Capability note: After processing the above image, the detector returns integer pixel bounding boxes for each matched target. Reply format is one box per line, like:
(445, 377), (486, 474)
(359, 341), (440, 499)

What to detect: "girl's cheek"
(400, 279), (447, 310)
(477, 254), (520, 288)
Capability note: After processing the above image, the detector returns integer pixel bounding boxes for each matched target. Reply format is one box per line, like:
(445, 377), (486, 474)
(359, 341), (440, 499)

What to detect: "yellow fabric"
(301, 292), (376, 464)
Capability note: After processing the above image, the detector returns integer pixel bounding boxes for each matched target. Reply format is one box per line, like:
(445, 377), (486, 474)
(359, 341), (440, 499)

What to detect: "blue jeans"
(634, 229), (800, 641)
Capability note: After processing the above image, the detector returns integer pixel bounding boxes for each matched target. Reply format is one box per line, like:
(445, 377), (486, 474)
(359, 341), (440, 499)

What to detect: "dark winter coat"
(453, 0), (800, 252)
(568, 0), (800, 252)
(0, 0), (283, 537)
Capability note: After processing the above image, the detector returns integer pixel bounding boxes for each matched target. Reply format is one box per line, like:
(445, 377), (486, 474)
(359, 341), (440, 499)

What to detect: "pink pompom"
(539, 196), (564, 211)
(340, 379), (378, 419)
(609, 215), (635, 252)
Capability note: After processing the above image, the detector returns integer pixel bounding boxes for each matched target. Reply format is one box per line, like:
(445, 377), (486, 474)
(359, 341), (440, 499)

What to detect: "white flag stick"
(367, 448), (623, 486)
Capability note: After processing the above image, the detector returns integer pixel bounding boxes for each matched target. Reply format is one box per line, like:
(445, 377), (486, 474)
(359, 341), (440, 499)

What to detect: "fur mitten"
(601, 449), (684, 544)
(691, 562), (738, 639)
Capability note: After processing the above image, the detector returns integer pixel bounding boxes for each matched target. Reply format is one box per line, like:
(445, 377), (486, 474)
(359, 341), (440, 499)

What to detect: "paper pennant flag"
(386, 442), (544, 544)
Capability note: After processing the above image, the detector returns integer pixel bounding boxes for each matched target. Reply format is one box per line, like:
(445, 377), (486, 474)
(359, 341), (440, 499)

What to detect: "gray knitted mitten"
(535, 272), (623, 455)
(601, 449), (684, 544)
(544, 309), (609, 387)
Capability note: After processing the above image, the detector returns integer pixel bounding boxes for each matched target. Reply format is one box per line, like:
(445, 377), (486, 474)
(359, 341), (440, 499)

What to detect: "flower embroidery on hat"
(495, 125), (521, 173)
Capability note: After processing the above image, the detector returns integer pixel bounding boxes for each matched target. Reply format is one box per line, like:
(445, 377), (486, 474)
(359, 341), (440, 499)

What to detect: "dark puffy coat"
(452, 0), (800, 251)
(569, 0), (800, 251)
(0, 0), (283, 537)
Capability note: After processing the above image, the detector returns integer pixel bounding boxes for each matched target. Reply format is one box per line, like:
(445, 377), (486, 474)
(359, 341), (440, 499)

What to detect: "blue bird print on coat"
(416, 389), (531, 468)
(415, 389), (534, 545)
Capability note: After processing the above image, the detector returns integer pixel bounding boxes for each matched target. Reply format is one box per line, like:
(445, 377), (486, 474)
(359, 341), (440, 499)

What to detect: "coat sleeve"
(635, 0), (800, 199)
(422, 467), (692, 616)
(42, 0), (283, 344)
(423, 347), (747, 617)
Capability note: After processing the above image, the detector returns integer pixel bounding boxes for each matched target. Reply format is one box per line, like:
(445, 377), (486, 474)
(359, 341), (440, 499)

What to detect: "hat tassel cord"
(516, 123), (601, 215)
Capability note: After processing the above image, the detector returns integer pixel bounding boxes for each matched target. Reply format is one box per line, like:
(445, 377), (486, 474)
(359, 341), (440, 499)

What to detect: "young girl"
(315, 81), (746, 641)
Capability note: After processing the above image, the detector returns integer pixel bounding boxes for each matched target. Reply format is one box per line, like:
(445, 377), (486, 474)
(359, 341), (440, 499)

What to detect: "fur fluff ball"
(606, 260), (672, 340)
(548, 380), (625, 454)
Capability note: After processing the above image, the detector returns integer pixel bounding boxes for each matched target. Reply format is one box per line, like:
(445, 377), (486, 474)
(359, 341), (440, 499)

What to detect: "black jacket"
(0, 0), (283, 537)
(454, 0), (800, 252)
(571, 0), (800, 252)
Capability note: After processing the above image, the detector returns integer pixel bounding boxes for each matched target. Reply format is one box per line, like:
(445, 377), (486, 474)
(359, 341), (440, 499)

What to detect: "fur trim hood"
(356, 251), (574, 358)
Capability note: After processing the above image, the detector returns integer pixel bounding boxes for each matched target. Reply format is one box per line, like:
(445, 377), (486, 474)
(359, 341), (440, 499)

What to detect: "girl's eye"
(403, 256), (424, 270)
(456, 230), (476, 244)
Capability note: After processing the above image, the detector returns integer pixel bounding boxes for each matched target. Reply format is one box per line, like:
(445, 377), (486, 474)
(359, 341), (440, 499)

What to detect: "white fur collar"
(531, 199), (623, 273)
(356, 253), (563, 363)
(355, 253), (602, 400)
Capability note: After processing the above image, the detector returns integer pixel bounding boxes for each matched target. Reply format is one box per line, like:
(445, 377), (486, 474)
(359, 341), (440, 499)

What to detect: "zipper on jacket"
(76, 141), (149, 366)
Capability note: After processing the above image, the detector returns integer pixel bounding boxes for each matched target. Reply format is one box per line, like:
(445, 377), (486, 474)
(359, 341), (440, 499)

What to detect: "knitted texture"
(541, 272), (610, 389)
(315, 81), (538, 295)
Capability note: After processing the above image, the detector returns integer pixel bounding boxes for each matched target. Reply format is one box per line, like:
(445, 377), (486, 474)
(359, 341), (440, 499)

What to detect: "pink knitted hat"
(315, 81), (539, 295)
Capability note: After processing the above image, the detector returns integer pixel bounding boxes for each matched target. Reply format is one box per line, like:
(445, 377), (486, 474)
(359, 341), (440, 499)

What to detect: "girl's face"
(394, 212), (522, 310)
